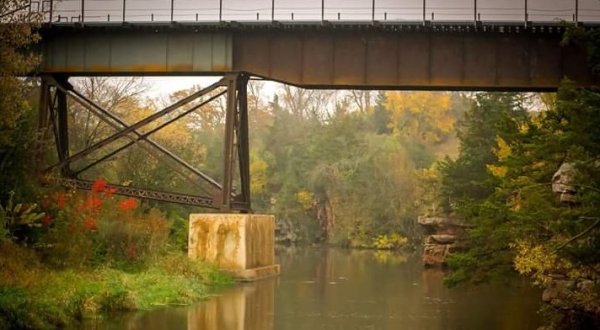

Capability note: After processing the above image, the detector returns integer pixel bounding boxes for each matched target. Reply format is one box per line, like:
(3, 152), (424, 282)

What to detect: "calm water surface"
(95, 246), (541, 330)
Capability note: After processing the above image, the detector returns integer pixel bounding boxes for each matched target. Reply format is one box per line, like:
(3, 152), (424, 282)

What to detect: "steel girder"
(37, 73), (251, 212)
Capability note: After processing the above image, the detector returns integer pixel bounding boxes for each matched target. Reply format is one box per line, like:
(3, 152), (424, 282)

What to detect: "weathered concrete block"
(188, 214), (280, 281)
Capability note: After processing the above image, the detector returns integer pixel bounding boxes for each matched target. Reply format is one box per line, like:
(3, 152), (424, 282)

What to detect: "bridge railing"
(7, 0), (600, 25)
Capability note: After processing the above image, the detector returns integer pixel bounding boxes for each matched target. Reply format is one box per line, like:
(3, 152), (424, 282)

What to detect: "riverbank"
(93, 246), (541, 330)
(0, 242), (232, 329)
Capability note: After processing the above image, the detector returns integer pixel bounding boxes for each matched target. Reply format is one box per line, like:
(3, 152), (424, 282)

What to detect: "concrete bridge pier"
(188, 214), (280, 281)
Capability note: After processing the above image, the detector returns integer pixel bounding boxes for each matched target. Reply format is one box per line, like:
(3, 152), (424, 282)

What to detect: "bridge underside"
(39, 23), (596, 91)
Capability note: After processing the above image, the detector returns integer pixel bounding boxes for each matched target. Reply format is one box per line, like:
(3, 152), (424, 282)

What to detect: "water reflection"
(92, 247), (541, 330)
(188, 279), (275, 330)
(274, 247), (540, 330)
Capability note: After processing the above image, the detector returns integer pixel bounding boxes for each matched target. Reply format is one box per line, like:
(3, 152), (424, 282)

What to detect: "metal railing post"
(422, 0), (426, 24)
(81, 0), (84, 23)
(170, 0), (174, 21)
(122, 0), (126, 21)
(49, 0), (53, 22)
(321, 0), (324, 21)
(271, 0), (274, 21)
(575, 0), (579, 23)
(524, 0), (528, 26)
(473, 0), (477, 25)
(372, 0), (375, 21)
(219, 0), (223, 21)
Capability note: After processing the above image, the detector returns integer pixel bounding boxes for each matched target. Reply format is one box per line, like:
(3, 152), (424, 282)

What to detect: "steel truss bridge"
(12, 0), (599, 212)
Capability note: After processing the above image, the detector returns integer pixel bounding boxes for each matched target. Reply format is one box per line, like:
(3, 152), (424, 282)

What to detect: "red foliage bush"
(39, 178), (170, 267)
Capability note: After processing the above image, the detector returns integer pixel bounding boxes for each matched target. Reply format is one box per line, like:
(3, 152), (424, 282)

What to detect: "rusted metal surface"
(233, 28), (593, 90)
(38, 23), (595, 90)
(54, 177), (216, 208)
(39, 74), (252, 211)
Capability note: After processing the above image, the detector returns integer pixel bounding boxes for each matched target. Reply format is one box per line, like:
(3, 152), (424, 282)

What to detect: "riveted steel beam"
(54, 177), (217, 208)
(37, 23), (596, 90)
(39, 74), (251, 211)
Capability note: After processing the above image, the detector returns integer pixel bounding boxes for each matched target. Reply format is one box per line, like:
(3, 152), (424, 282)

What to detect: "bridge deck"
(38, 22), (596, 90)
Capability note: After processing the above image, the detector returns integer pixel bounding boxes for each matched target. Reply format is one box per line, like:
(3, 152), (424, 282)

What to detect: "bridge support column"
(188, 213), (280, 281)
(36, 78), (51, 172)
(37, 76), (73, 178)
(54, 82), (72, 177)
(220, 73), (251, 212)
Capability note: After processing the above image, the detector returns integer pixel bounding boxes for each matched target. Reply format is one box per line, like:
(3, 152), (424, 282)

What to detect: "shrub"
(39, 179), (170, 268)
(372, 233), (409, 250)
(0, 191), (46, 246)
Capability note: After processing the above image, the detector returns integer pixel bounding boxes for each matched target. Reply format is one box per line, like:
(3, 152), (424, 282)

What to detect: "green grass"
(0, 251), (233, 330)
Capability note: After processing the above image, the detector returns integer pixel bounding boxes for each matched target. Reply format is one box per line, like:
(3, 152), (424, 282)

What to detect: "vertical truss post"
(221, 74), (238, 211)
(237, 74), (251, 212)
(220, 73), (251, 213)
(36, 79), (51, 171)
(55, 85), (71, 178)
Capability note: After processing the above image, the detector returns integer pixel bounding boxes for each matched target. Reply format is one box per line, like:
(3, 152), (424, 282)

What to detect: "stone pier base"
(188, 214), (280, 281)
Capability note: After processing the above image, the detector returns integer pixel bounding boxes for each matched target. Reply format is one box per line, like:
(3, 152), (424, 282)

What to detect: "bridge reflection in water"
(188, 280), (275, 330)
(91, 279), (276, 330)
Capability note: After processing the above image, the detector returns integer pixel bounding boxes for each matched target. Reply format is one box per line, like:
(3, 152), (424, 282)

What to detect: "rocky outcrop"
(418, 215), (468, 267)
(552, 162), (579, 204)
(541, 273), (599, 315)
(275, 218), (299, 244)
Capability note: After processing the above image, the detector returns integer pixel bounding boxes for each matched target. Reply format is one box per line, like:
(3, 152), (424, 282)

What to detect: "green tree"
(441, 86), (600, 328)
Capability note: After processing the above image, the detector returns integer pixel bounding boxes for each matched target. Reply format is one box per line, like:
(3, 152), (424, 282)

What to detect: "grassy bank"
(0, 243), (232, 329)
(0, 182), (234, 329)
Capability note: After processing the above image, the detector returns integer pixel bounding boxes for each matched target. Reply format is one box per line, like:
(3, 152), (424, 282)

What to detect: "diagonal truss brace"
(38, 74), (252, 212)
(49, 77), (223, 192)
(45, 78), (226, 173)
(74, 90), (226, 176)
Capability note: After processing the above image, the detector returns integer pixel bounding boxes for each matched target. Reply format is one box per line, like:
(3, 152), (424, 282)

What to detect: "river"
(93, 246), (541, 330)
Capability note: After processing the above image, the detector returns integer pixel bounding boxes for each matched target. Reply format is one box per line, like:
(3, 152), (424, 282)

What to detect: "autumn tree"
(0, 0), (41, 200)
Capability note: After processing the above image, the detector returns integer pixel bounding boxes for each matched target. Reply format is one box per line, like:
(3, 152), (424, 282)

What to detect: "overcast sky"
(50, 0), (600, 23)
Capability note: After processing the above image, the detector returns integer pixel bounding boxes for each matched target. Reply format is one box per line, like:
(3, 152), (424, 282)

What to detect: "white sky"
(141, 76), (281, 100)
(50, 0), (600, 23)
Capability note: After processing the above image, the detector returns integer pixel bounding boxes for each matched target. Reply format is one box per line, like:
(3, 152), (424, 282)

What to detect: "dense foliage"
(245, 88), (467, 247)
(438, 86), (600, 328)
(61, 78), (469, 248)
